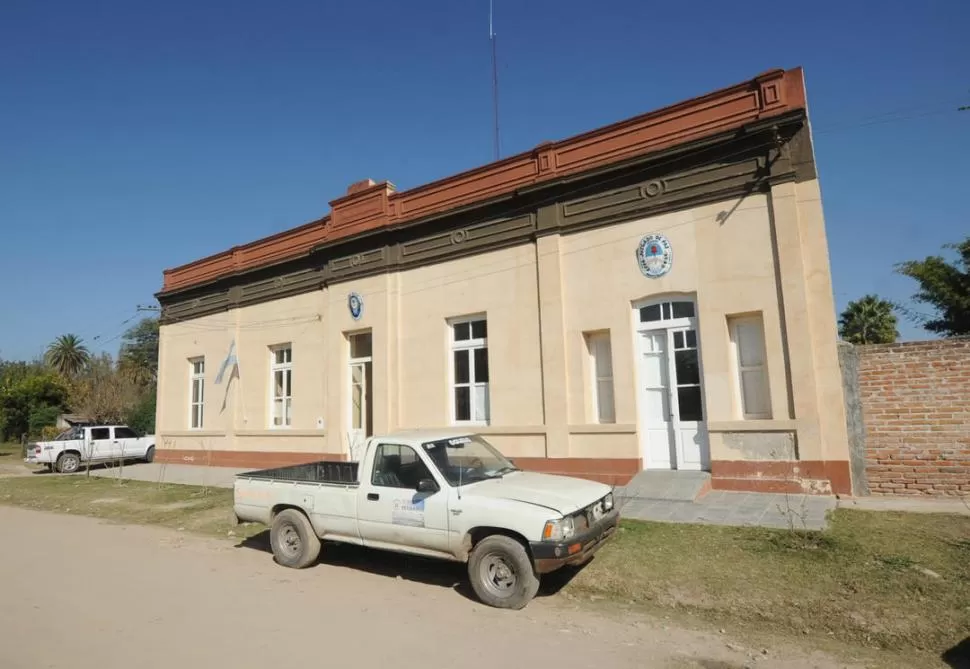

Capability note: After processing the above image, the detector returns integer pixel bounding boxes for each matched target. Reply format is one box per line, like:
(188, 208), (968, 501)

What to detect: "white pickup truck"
(24, 425), (156, 473)
(233, 429), (619, 610)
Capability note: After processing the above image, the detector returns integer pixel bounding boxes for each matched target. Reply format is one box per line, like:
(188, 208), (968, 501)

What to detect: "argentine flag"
(214, 339), (238, 385)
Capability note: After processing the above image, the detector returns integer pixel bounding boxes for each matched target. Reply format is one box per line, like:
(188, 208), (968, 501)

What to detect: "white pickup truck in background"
(233, 429), (618, 609)
(24, 425), (156, 473)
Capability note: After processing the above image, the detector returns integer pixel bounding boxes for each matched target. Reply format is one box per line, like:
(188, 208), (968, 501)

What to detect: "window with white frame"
(189, 358), (205, 429)
(728, 315), (772, 419)
(270, 345), (293, 427)
(450, 317), (489, 424)
(585, 331), (615, 423)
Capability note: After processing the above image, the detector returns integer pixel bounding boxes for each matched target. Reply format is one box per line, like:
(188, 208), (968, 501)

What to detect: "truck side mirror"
(417, 478), (438, 494)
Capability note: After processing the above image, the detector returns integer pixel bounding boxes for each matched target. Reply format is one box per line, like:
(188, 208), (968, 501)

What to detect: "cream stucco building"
(155, 67), (854, 494)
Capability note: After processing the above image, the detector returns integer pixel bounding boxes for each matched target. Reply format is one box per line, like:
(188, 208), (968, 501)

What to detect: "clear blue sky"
(1, 0), (967, 361)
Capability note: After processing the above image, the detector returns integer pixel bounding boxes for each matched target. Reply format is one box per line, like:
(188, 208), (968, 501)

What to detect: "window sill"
(162, 430), (226, 438)
(435, 425), (547, 436)
(452, 421), (490, 428)
(707, 420), (796, 432)
(568, 424), (637, 434)
(237, 429), (326, 437)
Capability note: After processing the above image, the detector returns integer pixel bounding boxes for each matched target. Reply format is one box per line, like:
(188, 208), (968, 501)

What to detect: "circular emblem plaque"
(348, 292), (363, 320)
(636, 234), (673, 278)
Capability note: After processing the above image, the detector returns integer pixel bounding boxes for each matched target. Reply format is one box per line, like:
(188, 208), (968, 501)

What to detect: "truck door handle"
(367, 493), (379, 501)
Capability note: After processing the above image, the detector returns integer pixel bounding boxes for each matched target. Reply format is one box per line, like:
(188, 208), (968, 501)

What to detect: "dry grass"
(0, 441), (23, 459)
(567, 511), (970, 661)
(0, 474), (263, 540)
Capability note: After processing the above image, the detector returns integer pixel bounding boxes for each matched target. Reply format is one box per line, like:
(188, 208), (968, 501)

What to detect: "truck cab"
(233, 429), (619, 609)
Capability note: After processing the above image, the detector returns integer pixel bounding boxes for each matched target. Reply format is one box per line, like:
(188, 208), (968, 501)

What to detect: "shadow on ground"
(236, 529), (586, 603)
(942, 637), (970, 669)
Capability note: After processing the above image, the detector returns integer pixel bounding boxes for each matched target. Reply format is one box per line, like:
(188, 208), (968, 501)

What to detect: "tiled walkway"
(617, 489), (837, 530)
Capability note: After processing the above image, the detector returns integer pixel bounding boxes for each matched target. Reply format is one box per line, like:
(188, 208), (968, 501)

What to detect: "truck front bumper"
(530, 508), (620, 574)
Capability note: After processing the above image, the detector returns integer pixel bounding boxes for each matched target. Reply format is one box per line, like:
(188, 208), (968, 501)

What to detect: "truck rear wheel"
(55, 452), (81, 474)
(270, 509), (321, 569)
(468, 535), (539, 610)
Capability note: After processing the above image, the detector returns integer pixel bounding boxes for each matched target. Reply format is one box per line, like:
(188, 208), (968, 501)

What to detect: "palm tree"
(45, 334), (91, 377)
(839, 295), (899, 345)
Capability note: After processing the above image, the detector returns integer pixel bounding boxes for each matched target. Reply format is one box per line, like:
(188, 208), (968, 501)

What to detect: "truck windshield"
(421, 435), (518, 486)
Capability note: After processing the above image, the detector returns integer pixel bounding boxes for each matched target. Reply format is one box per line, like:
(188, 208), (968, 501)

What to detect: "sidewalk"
(618, 490), (836, 530)
(87, 463), (969, 520)
(89, 462), (244, 488)
(837, 495), (970, 515)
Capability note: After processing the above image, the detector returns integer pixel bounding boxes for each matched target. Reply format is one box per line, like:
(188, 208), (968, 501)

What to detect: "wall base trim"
(155, 449), (347, 469)
(513, 457), (641, 486)
(710, 460), (851, 495)
(155, 450), (639, 485)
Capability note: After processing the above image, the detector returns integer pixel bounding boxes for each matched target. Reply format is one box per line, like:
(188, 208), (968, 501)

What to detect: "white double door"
(637, 324), (709, 471)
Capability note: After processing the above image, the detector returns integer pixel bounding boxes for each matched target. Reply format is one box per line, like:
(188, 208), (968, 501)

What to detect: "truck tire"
(270, 509), (321, 569)
(144, 446), (155, 463)
(55, 452), (81, 474)
(468, 535), (540, 610)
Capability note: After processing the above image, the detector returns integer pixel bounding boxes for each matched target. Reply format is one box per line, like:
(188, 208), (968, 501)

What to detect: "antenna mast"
(489, 0), (500, 160)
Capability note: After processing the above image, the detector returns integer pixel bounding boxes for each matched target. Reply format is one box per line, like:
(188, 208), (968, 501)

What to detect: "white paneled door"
(637, 331), (674, 468)
(348, 332), (374, 460)
(635, 299), (710, 471)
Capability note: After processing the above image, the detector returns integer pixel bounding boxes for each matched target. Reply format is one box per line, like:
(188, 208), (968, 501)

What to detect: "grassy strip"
(567, 511), (970, 658)
(0, 441), (23, 458)
(0, 474), (967, 662)
(0, 473), (263, 540)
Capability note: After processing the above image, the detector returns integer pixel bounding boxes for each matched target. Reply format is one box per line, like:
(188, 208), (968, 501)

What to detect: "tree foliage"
(126, 392), (156, 436)
(839, 294), (899, 345)
(70, 353), (139, 425)
(3, 314), (161, 441)
(0, 367), (70, 441)
(44, 334), (90, 378)
(119, 317), (159, 387)
(894, 235), (970, 337)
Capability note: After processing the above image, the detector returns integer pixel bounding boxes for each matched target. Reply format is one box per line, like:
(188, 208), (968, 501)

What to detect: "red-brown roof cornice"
(161, 67), (806, 293)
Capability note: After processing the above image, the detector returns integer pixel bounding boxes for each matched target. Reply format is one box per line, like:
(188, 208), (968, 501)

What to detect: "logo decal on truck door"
(391, 498), (426, 527)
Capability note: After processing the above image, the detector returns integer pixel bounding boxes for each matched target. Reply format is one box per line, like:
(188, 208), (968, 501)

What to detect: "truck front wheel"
(468, 535), (540, 610)
(270, 509), (321, 569)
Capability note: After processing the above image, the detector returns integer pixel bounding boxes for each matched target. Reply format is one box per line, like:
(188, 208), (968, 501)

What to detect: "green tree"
(44, 334), (91, 377)
(0, 360), (47, 388)
(118, 317), (159, 386)
(125, 392), (156, 436)
(0, 371), (70, 441)
(894, 236), (970, 337)
(839, 294), (899, 345)
(28, 405), (62, 437)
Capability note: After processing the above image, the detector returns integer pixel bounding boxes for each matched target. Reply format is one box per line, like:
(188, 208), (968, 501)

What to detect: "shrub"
(126, 392), (156, 436)
(39, 425), (63, 441)
(28, 404), (61, 438)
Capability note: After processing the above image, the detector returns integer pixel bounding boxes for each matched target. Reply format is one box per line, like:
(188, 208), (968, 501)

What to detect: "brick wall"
(858, 338), (970, 496)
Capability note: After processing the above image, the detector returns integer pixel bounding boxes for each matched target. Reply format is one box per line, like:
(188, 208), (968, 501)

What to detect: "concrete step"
(616, 470), (712, 502)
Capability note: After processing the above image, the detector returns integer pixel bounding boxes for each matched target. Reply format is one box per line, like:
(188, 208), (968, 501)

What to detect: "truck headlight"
(542, 516), (575, 542)
(603, 493), (614, 511)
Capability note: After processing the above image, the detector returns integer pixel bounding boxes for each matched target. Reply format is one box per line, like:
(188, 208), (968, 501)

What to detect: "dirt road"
(0, 507), (864, 669)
